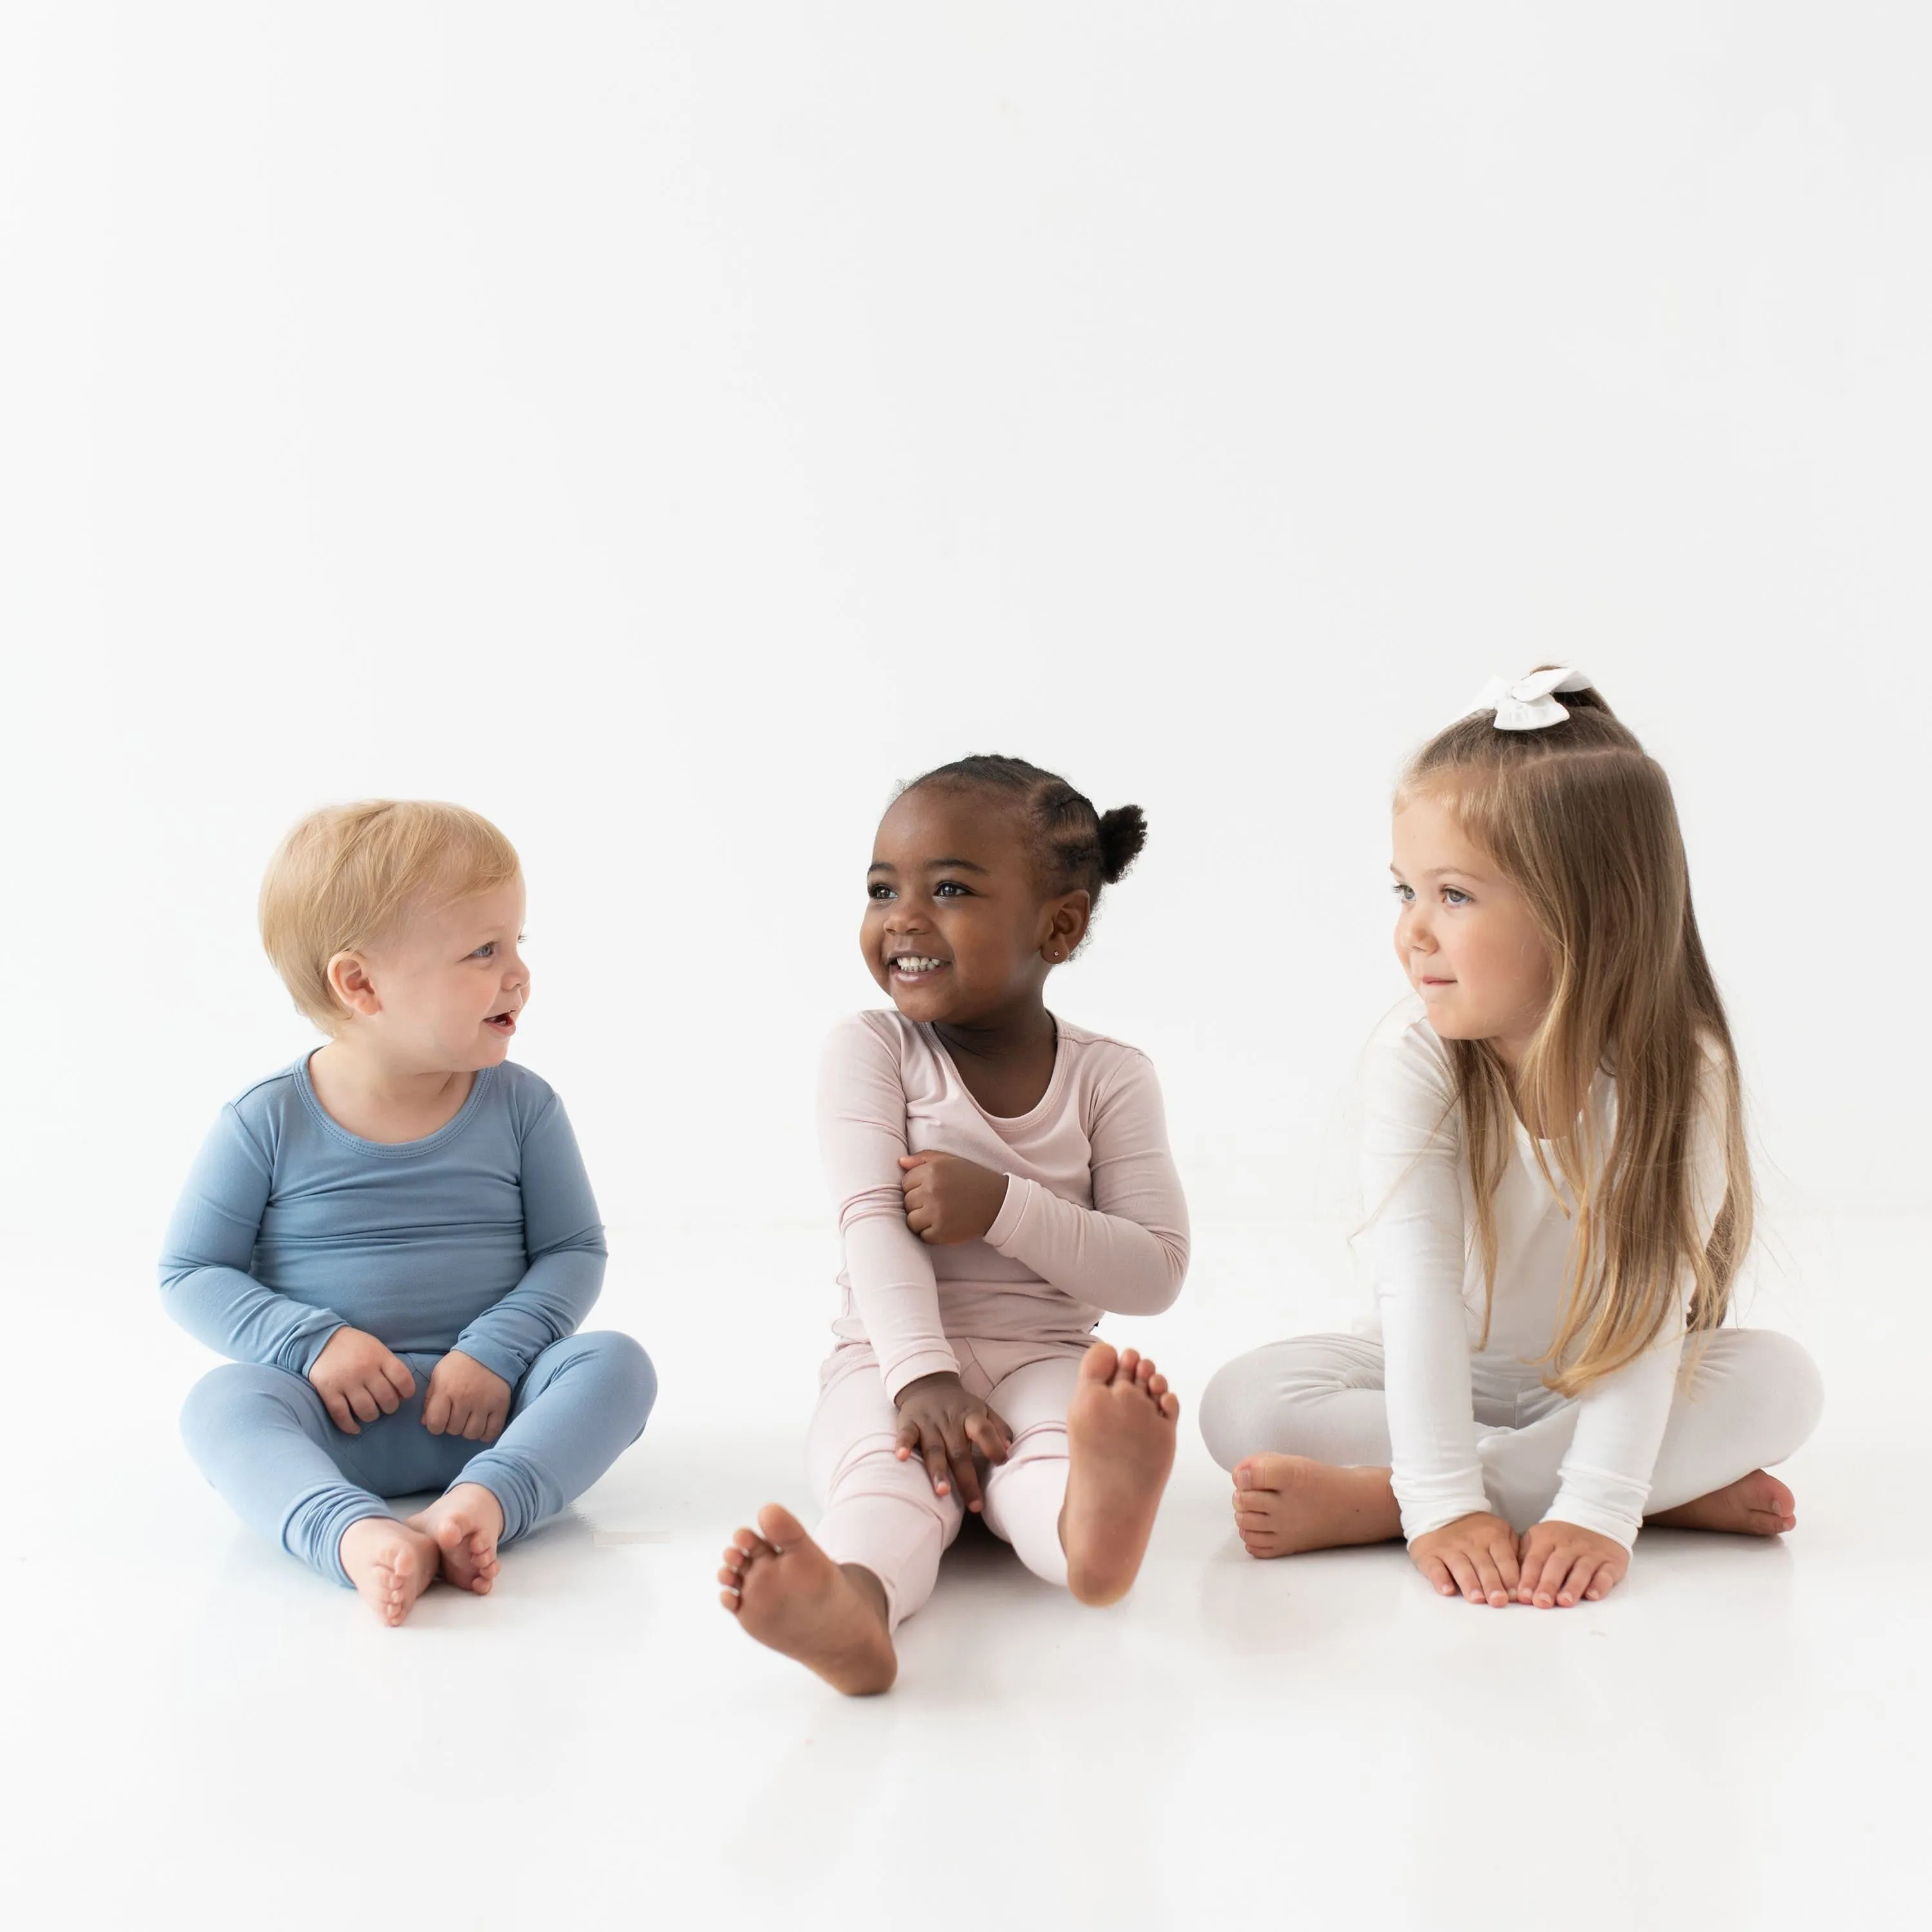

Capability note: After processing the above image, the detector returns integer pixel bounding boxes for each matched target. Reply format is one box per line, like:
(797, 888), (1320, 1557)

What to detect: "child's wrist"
(893, 1369), (963, 1408)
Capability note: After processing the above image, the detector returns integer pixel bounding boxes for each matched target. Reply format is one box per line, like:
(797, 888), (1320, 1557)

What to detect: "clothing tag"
(592, 1528), (670, 1546)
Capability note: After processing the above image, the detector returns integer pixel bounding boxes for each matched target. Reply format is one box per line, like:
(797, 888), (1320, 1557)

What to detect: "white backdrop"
(5, 3), (1928, 1270)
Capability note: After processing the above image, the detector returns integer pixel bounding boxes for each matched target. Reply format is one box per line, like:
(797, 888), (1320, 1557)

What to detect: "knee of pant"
(180, 1362), (305, 1453)
(1198, 1360), (1260, 1471)
(1743, 1330), (1824, 1455)
(582, 1331), (657, 1426)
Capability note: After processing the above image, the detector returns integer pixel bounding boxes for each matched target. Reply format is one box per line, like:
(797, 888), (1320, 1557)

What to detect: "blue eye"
(471, 943), (496, 959)
(1442, 887), (1472, 907)
(1391, 883), (1414, 903)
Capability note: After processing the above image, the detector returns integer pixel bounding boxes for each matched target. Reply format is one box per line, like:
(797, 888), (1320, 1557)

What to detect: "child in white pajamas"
(719, 755), (1189, 1693)
(1199, 669), (1822, 1609)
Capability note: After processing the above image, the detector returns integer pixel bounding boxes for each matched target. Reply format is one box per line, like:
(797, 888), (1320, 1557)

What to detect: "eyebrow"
(867, 857), (990, 875)
(1388, 864), (1483, 880)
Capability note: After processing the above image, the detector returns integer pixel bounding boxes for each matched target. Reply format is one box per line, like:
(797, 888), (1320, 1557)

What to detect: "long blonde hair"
(1400, 678), (1750, 1395)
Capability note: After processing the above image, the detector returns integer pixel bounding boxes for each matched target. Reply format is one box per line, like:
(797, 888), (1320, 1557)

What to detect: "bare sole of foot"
(339, 1517), (441, 1626)
(1060, 1341), (1179, 1606)
(1230, 1454), (1403, 1559)
(1647, 1469), (1796, 1537)
(408, 1482), (506, 1595)
(717, 1502), (897, 1696)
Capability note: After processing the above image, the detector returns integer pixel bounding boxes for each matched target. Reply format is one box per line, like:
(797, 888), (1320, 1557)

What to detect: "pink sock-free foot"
(1647, 1469), (1797, 1537)
(717, 1503), (898, 1696)
(1059, 1342), (1179, 1606)
(408, 1482), (506, 1595)
(1229, 1454), (1403, 1559)
(338, 1517), (440, 1627)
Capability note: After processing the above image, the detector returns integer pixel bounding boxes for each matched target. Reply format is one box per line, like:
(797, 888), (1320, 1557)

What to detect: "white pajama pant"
(809, 1338), (1088, 1631)
(1197, 1328), (1823, 1533)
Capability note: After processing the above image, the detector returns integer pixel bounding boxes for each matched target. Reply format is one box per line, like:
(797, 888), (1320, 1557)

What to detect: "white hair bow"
(1470, 667), (1593, 732)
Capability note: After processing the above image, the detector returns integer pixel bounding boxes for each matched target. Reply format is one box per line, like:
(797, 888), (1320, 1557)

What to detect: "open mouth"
(888, 954), (949, 981)
(485, 1009), (518, 1034)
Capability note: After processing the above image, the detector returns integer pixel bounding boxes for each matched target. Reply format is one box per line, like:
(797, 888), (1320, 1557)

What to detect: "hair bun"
(1096, 805), (1147, 885)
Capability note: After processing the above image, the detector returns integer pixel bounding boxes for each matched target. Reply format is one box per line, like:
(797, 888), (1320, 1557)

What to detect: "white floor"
(8, 1219), (1923, 1931)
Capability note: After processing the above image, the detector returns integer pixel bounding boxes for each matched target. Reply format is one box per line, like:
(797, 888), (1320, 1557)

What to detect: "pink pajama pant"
(809, 1337), (1088, 1631)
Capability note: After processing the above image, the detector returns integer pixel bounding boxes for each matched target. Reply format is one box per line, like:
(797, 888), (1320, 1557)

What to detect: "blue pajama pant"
(180, 1331), (656, 1586)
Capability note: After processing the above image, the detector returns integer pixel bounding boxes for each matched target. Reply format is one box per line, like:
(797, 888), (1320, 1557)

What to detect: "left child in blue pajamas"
(161, 799), (656, 1625)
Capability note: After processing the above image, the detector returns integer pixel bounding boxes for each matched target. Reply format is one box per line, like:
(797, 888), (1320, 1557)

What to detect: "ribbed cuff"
(983, 1174), (1029, 1251)
(1544, 1485), (1642, 1551)
(882, 1346), (963, 1404)
(449, 1334), (529, 1389)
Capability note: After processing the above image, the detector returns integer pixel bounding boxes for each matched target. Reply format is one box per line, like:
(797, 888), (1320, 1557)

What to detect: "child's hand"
(1408, 1510), (1522, 1607)
(422, 1350), (513, 1444)
(893, 1370), (1013, 1513)
(308, 1327), (416, 1436)
(897, 1151), (1009, 1245)
(1517, 1520), (1629, 1607)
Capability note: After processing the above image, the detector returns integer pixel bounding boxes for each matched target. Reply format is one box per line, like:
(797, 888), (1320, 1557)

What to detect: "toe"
(1079, 1340), (1119, 1385)
(756, 1502), (809, 1548)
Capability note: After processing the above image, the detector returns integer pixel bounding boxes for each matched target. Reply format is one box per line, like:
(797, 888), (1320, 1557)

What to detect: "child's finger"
(1419, 1554), (1455, 1597)
(349, 1383), (382, 1424)
(965, 1414), (1010, 1464)
(895, 1419), (920, 1459)
(1491, 1537), (1522, 1595)
(325, 1392), (360, 1435)
(1517, 1544), (1548, 1602)
(373, 1379), (402, 1417)
(947, 1430), (985, 1513)
(461, 1407), (486, 1442)
(896, 1153), (930, 1171)
(920, 1435), (952, 1495)
(383, 1358), (417, 1401)
(1556, 1556), (1596, 1607)
(1444, 1551), (1484, 1603)
(423, 1391), (447, 1435)
(1471, 1549), (1510, 1606)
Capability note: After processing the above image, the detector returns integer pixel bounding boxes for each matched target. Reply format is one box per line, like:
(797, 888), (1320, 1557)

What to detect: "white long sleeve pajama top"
(1358, 1004), (1729, 1549)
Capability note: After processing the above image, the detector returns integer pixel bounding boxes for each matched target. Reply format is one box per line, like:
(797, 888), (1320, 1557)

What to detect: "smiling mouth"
(888, 955), (949, 979)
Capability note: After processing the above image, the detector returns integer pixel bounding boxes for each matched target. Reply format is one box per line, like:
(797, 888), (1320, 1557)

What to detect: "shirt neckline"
(923, 1012), (1067, 1128)
(294, 1051), (496, 1155)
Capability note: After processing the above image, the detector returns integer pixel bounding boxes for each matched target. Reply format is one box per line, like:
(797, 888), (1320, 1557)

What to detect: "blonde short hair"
(260, 800), (521, 1031)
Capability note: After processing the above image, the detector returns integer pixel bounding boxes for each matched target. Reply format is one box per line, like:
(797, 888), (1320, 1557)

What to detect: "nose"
(1400, 902), (1435, 954)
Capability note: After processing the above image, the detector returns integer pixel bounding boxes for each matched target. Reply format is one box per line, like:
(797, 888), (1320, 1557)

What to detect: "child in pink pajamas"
(718, 755), (1189, 1694)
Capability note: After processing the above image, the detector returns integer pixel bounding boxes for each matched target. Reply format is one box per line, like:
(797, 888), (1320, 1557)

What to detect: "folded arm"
(820, 1017), (956, 1401)
(981, 1051), (1189, 1315)
(158, 1104), (346, 1373)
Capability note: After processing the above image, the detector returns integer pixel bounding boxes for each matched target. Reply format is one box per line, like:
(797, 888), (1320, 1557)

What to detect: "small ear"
(1045, 889), (1092, 960)
(325, 950), (381, 1019)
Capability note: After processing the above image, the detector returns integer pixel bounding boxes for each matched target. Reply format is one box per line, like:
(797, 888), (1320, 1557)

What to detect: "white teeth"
(893, 956), (943, 973)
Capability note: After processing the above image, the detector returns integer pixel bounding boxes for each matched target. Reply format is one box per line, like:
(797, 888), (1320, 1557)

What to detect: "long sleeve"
(982, 1051), (1189, 1314)
(158, 1104), (347, 1374)
(1359, 1027), (1492, 1540)
(453, 1094), (607, 1387)
(819, 1017), (956, 1401)
(1545, 1049), (1731, 1546)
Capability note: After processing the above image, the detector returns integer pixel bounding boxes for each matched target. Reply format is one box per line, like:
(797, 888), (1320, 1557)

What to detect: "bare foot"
(1059, 1342), (1179, 1606)
(717, 1503), (897, 1696)
(1230, 1454), (1403, 1558)
(1647, 1470), (1796, 1537)
(408, 1482), (506, 1595)
(338, 1516), (440, 1626)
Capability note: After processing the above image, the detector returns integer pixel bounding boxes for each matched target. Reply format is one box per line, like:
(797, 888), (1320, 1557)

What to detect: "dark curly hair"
(902, 754), (1147, 909)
